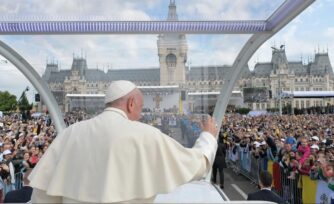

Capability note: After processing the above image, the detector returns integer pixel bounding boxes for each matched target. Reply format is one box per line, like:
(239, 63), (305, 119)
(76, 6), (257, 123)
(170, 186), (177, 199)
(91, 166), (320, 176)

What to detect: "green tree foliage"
(0, 91), (17, 112)
(18, 92), (32, 111)
(235, 107), (251, 115)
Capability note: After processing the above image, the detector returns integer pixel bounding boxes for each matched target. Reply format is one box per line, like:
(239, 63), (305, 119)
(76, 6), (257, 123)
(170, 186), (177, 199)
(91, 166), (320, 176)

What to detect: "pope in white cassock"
(29, 80), (218, 203)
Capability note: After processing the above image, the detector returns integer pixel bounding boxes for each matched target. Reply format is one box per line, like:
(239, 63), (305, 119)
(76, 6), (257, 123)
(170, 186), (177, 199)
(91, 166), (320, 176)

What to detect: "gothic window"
(166, 54), (177, 67)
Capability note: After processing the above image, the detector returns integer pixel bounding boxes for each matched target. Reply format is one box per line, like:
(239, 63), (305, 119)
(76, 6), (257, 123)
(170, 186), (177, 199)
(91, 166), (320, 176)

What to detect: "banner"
(316, 180), (334, 204)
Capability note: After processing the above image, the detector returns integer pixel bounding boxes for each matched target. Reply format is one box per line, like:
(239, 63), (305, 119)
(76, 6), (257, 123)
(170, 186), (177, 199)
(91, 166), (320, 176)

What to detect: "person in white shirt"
(29, 80), (218, 203)
(2, 150), (16, 194)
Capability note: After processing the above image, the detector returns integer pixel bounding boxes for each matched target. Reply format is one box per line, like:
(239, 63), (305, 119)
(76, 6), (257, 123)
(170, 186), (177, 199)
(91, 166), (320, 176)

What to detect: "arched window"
(166, 54), (177, 67)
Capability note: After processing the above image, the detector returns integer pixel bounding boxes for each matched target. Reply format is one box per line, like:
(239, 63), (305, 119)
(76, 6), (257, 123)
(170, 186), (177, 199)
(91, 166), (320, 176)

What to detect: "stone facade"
(239, 48), (334, 110)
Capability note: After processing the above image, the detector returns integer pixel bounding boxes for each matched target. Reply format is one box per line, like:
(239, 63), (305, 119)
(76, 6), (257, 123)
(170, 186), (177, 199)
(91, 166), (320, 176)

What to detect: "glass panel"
(0, 58), (57, 170)
(0, 2), (332, 199)
(1, 34), (249, 148)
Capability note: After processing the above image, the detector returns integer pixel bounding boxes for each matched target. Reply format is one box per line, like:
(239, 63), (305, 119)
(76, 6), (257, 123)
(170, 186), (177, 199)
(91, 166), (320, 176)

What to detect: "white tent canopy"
(282, 91), (334, 98)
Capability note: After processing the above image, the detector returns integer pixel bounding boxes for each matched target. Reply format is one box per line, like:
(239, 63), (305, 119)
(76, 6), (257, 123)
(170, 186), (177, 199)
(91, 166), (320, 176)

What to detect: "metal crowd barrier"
(274, 168), (302, 204)
(226, 146), (303, 204)
(1, 172), (23, 198)
(15, 172), (23, 190)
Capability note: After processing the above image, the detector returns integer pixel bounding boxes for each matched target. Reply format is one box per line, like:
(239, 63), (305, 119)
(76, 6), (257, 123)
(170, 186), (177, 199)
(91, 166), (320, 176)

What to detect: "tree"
(235, 107), (251, 115)
(0, 91), (17, 112)
(18, 92), (32, 111)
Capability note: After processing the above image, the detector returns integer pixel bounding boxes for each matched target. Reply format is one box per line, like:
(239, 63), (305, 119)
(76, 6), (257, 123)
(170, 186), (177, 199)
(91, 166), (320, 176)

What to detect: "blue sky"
(0, 0), (333, 101)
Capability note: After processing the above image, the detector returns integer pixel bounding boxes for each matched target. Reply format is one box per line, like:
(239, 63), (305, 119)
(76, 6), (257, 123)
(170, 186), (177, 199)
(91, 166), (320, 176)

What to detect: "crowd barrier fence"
(227, 147), (332, 204)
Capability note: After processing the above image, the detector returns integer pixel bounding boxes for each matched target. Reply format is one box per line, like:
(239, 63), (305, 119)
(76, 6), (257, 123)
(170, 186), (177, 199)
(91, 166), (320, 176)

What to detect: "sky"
(0, 0), (333, 102)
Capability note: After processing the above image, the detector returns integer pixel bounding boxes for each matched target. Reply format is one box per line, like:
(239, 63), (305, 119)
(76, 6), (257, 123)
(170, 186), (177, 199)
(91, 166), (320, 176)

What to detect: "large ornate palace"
(42, 1), (333, 113)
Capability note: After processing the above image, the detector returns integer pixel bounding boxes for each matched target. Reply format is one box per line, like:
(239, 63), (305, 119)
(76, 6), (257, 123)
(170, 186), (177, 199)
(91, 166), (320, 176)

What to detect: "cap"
(311, 144), (319, 150)
(285, 137), (296, 145)
(311, 136), (319, 141)
(105, 80), (137, 104)
(260, 141), (267, 145)
(2, 149), (12, 155)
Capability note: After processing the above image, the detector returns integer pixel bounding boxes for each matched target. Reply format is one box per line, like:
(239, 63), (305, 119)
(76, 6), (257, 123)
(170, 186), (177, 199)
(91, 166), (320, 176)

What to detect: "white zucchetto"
(104, 80), (137, 104)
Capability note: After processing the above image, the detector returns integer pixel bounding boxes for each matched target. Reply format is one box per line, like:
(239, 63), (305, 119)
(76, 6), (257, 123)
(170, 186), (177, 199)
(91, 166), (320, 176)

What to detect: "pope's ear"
(127, 96), (135, 112)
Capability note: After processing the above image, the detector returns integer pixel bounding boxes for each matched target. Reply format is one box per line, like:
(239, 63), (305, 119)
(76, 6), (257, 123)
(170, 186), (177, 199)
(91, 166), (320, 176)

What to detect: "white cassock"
(29, 107), (217, 203)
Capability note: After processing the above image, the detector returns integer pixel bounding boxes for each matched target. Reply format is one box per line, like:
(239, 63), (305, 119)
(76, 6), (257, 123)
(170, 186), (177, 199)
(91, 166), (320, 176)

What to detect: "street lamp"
(18, 86), (30, 102)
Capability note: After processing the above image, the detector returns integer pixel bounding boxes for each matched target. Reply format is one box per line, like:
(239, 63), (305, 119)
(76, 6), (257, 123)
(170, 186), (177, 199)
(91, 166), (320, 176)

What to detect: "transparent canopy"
(0, 0), (317, 142)
(0, 33), (250, 148)
(0, 0), (322, 201)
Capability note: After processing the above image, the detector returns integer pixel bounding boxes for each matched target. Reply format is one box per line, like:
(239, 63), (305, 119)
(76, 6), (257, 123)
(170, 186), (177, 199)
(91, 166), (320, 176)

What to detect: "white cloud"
(181, 0), (283, 20)
(325, 27), (334, 37)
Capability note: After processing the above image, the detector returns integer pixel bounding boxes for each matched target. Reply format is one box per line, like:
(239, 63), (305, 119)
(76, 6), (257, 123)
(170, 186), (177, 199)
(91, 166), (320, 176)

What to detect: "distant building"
(42, 1), (333, 113)
(239, 47), (334, 111)
(42, 1), (241, 113)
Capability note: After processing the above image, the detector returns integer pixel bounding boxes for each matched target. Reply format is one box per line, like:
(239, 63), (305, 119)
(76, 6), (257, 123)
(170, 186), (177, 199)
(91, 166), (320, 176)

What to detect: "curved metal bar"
(0, 40), (66, 133)
(208, 0), (315, 181)
(212, 0), (315, 133)
(0, 21), (268, 34)
(212, 33), (271, 128)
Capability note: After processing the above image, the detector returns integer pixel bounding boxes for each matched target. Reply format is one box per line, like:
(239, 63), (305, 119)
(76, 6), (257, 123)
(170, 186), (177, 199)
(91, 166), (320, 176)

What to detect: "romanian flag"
(302, 175), (317, 204)
(272, 162), (282, 191)
(267, 161), (334, 203)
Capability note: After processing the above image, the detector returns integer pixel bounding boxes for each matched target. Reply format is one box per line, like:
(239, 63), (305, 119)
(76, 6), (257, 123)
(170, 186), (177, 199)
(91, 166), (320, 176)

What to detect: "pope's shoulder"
(64, 114), (162, 132)
(129, 120), (163, 135)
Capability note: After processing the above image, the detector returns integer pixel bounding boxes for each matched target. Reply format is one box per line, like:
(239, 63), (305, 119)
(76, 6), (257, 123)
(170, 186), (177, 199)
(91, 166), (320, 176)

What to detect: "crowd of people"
(0, 113), (57, 202)
(222, 114), (334, 193)
(2, 106), (334, 202)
